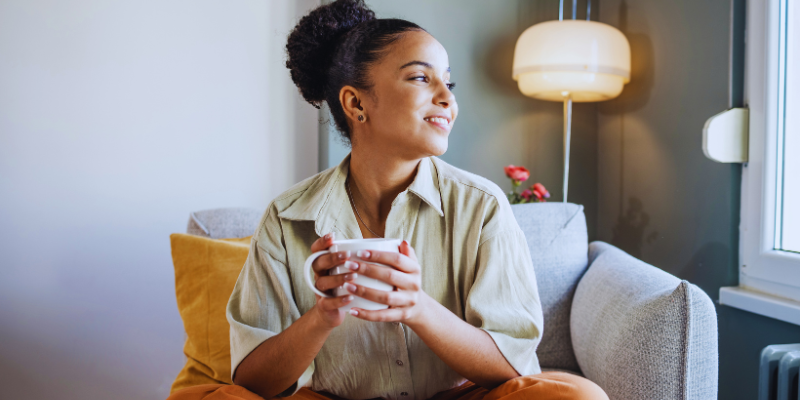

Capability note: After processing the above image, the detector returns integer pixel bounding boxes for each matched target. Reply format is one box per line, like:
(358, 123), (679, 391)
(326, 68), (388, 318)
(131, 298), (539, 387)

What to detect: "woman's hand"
(309, 233), (358, 329)
(344, 240), (429, 326)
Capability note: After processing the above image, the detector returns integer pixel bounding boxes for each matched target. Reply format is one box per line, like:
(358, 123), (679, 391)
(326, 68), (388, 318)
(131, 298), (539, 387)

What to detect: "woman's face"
(354, 30), (457, 159)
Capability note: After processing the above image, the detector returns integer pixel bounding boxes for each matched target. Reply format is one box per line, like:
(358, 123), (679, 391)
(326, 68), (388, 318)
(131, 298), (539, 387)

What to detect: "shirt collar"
(406, 156), (444, 217)
(277, 155), (444, 237)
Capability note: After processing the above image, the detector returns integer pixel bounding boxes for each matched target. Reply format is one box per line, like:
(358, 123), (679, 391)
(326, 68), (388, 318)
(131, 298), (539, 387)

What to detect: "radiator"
(760, 344), (800, 400)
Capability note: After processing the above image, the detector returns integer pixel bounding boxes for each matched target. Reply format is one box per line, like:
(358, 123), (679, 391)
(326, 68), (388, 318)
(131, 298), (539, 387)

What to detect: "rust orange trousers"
(167, 372), (608, 400)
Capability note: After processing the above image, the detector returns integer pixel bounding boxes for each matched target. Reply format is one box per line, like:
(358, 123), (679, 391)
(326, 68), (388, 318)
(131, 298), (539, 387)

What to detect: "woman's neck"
(347, 146), (420, 229)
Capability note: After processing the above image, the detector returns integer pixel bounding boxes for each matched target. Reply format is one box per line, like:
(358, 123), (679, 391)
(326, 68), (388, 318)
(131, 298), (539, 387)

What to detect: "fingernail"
(344, 295), (353, 303)
(349, 309), (359, 316)
(345, 273), (357, 281)
(337, 252), (345, 260)
(330, 245), (338, 253)
(345, 261), (359, 271)
(344, 283), (357, 293)
(357, 250), (370, 259)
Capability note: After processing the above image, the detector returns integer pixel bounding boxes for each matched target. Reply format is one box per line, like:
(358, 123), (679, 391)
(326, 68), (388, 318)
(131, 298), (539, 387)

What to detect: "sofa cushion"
(169, 233), (251, 393)
(571, 242), (718, 400)
(511, 203), (589, 372)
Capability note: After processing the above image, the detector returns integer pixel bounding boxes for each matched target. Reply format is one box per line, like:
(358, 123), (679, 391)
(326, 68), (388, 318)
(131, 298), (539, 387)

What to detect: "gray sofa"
(186, 202), (718, 400)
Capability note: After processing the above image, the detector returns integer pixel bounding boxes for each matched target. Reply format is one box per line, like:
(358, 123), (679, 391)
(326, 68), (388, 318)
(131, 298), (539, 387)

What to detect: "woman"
(170, 1), (607, 399)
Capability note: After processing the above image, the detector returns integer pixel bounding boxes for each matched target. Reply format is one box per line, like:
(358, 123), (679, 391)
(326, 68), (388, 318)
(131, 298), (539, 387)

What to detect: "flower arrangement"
(504, 165), (550, 204)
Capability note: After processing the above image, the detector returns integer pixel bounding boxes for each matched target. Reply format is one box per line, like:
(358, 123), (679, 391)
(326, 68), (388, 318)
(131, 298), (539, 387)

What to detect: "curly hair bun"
(286, 0), (376, 107)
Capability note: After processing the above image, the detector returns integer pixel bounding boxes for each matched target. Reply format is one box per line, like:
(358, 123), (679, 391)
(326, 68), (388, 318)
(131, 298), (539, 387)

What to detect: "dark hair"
(285, 0), (424, 142)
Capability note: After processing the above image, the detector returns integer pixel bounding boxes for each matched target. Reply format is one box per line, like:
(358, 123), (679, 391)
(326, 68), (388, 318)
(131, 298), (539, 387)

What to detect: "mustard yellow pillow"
(169, 233), (251, 394)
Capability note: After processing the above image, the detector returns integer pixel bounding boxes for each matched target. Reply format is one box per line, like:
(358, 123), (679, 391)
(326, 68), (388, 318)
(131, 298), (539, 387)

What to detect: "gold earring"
(358, 115), (365, 122)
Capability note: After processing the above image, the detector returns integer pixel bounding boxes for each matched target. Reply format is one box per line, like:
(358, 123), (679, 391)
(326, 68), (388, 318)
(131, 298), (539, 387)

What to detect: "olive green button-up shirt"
(226, 155), (543, 400)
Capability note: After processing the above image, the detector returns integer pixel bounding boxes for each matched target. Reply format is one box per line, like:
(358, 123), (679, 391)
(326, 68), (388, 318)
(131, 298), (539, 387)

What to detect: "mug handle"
(304, 250), (334, 298)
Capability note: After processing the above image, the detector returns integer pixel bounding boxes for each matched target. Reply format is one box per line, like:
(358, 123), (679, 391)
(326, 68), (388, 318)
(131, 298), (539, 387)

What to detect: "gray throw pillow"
(512, 203), (589, 372)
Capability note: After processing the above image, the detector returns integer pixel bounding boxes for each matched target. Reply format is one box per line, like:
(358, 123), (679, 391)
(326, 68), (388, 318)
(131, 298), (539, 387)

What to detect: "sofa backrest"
(187, 208), (262, 239)
(189, 202), (590, 372)
(511, 202), (589, 372)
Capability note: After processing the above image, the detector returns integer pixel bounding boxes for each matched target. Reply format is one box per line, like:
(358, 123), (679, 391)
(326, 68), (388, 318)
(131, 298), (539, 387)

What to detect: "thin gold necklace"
(346, 177), (383, 238)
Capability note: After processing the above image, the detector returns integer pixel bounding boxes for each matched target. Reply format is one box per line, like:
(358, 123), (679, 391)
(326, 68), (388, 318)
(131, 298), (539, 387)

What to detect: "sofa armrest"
(571, 242), (718, 400)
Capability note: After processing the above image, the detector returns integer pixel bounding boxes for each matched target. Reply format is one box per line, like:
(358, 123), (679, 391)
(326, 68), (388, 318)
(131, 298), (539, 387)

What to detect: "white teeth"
(425, 117), (448, 125)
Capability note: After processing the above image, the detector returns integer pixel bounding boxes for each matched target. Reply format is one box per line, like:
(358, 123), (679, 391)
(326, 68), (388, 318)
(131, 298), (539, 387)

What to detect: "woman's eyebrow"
(399, 60), (432, 70)
(399, 61), (451, 73)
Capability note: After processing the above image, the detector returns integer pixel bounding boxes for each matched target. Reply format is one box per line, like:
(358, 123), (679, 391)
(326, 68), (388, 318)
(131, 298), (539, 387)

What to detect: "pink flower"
(532, 183), (550, 199)
(504, 165), (530, 183)
(520, 189), (533, 200)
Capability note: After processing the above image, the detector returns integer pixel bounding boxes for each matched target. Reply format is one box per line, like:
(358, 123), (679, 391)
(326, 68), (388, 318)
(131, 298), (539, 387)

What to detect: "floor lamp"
(512, 0), (631, 202)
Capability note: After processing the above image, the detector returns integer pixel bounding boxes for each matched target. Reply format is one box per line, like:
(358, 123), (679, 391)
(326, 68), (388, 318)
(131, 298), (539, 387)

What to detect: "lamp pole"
(563, 93), (572, 203)
(558, 0), (582, 203)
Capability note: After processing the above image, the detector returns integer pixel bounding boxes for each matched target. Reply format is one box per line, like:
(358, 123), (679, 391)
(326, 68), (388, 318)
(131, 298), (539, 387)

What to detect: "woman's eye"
(410, 75), (455, 91)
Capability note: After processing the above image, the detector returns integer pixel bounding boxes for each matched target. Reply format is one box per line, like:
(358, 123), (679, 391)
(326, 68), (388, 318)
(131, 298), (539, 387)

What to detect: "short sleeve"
(226, 215), (314, 396)
(464, 229), (544, 376)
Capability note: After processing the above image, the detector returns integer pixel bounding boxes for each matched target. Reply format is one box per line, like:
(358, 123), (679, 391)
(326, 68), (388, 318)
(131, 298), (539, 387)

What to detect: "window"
(720, 0), (800, 325)
(776, 0), (800, 254)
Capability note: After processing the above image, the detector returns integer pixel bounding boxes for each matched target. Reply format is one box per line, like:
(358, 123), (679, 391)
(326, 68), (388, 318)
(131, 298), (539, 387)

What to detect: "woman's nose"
(435, 84), (455, 108)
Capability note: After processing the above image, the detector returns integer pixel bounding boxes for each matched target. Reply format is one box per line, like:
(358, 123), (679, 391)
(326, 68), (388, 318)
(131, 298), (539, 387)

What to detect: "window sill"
(720, 286), (800, 326)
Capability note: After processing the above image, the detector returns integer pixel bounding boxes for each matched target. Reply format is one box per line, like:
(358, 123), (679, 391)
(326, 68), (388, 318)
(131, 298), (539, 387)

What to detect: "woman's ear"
(340, 85), (366, 124)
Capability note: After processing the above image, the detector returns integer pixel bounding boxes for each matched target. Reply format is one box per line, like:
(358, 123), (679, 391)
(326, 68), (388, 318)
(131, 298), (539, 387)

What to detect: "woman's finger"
(310, 232), (336, 253)
(400, 240), (418, 262)
(355, 250), (418, 273)
(353, 262), (418, 290)
(318, 294), (353, 311)
(343, 283), (412, 307)
(348, 307), (405, 322)
(312, 250), (353, 274)
(315, 272), (357, 292)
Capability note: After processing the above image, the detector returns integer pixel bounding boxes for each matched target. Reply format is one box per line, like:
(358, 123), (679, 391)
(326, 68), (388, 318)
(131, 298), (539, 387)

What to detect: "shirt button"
(401, 392), (408, 396)
(396, 360), (404, 366)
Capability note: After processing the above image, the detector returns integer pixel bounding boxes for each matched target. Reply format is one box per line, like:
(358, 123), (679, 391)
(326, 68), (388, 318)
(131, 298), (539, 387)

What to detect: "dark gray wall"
(597, 0), (736, 304)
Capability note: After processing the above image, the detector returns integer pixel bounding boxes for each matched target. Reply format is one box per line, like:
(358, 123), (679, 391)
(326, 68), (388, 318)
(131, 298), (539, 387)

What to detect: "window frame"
(722, 0), (800, 325)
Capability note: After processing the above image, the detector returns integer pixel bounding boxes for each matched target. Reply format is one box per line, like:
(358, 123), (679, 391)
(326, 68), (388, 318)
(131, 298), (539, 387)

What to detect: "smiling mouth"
(424, 117), (451, 128)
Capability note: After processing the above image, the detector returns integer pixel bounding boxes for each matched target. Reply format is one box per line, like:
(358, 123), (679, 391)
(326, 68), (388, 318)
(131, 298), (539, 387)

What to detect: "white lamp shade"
(512, 20), (631, 102)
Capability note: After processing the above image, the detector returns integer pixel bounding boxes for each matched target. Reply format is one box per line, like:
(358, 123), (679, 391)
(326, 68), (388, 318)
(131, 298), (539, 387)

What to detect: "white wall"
(0, 1), (318, 399)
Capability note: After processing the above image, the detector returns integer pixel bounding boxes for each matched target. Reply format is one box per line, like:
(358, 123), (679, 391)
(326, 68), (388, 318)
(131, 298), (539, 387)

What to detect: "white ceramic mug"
(304, 238), (402, 311)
